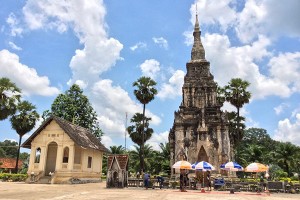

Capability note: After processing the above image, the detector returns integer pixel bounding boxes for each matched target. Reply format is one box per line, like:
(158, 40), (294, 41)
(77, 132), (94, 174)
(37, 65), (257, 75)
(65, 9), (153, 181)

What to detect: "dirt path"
(1, 182), (299, 200)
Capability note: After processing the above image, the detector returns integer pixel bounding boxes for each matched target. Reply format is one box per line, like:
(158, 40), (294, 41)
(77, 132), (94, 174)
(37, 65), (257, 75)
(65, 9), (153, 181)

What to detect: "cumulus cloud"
(90, 79), (161, 138)
(152, 37), (168, 49)
(130, 42), (147, 51)
(268, 52), (300, 94)
(140, 59), (161, 79)
(146, 131), (169, 151)
(20, 0), (123, 85)
(0, 49), (60, 96)
(8, 42), (22, 51)
(191, 0), (300, 43)
(273, 113), (300, 146)
(157, 70), (185, 100)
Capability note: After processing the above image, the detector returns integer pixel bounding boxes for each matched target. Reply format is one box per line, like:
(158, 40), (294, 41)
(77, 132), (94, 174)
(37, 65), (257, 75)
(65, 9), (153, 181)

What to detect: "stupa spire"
(191, 12), (205, 61)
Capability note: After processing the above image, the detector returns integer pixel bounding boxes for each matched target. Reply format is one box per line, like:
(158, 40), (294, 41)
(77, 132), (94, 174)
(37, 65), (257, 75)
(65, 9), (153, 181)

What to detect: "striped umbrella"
(192, 161), (215, 171)
(172, 160), (192, 169)
(192, 161), (215, 189)
(245, 163), (268, 172)
(220, 161), (243, 171)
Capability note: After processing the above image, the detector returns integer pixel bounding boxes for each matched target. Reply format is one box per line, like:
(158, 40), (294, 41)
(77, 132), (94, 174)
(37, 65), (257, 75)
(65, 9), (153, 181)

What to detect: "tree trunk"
(141, 104), (146, 173)
(15, 135), (22, 173)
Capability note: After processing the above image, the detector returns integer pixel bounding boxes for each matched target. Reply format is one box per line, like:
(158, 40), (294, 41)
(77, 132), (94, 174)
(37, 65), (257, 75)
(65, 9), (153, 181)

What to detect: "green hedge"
(0, 173), (28, 182)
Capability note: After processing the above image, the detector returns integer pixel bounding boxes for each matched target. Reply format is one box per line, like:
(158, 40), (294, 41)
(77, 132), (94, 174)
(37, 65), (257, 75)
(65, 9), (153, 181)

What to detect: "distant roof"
(22, 116), (109, 152)
(0, 158), (23, 169)
(108, 154), (129, 170)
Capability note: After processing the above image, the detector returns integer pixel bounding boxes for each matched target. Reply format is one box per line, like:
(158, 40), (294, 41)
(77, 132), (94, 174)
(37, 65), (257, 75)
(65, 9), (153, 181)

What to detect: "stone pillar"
(28, 145), (36, 171)
(55, 144), (63, 170)
(68, 144), (75, 170)
(40, 145), (47, 172)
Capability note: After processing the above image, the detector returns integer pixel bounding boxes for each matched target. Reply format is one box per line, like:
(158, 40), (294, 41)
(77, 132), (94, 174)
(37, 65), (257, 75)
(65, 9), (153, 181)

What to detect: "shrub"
(0, 173), (27, 182)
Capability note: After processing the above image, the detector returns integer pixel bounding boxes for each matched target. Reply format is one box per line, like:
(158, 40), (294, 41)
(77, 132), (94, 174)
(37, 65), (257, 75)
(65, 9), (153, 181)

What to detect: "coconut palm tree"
(274, 142), (298, 177)
(10, 100), (39, 172)
(224, 78), (251, 148)
(110, 145), (126, 154)
(127, 113), (153, 172)
(132, 76), (157, 173)
(0, 78), (21, 120)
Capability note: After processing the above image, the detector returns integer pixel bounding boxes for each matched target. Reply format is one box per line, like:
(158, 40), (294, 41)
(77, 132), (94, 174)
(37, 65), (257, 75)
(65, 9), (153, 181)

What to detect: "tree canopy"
(0, 77), (21, 121)
(43, 84), (103, 139)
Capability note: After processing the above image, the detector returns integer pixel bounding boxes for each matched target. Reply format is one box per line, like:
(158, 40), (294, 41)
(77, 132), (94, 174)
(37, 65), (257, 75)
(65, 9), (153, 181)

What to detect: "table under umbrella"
(192, 161), (215, 190)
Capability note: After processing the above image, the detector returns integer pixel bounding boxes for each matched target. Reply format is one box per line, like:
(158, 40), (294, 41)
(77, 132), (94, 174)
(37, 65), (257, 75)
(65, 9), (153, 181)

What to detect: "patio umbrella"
(192, 161), (215, 189)
(192, 161), (216, 171)
(220, 161), (244, 171)
(220, 161), (243, 192)
(245, 163), (268, 172)
(245, 162), (269, 191)
(172, 160), (192, 169)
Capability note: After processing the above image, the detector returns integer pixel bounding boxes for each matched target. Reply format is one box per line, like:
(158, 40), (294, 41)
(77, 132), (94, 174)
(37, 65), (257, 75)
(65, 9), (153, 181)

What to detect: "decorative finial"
(196, 4), (198, 15)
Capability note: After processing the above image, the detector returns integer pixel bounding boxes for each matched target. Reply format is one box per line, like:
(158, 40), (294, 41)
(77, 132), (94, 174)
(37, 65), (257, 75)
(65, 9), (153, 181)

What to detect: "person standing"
(207, 171), (212, 191)
(144, 172), (149, 189)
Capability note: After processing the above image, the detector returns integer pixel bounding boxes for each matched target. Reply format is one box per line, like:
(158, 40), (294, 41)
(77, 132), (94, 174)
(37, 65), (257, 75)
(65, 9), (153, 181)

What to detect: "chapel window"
(63, 147), (69, 163)
(35, 147), (41, 163)
(87, 156), (92, 168)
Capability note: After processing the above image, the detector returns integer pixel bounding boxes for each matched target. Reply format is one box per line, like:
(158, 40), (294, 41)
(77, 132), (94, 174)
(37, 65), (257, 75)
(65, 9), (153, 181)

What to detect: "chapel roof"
(22, 115), (109, 152)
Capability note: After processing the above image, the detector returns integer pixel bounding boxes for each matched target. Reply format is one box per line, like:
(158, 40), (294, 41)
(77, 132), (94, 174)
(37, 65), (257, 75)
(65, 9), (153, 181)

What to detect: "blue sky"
(1, 0), (300, 152)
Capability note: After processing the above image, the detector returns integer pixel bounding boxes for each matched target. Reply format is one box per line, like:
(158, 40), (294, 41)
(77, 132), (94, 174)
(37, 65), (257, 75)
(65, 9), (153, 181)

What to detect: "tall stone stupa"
(169, 13), (231, 174)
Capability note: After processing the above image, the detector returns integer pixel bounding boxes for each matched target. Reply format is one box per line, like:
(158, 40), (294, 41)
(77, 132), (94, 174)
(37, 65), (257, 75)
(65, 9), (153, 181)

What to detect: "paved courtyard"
(1, 182), (300, 200)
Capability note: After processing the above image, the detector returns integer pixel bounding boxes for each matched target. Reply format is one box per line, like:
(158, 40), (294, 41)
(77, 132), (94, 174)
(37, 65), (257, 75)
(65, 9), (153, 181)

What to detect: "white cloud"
(0, 49), (60, 96)
(152, 37), (168, 49)
(274, 103), (290, 115)
(101, 135), (115, 149)
(202, 33), (287, 100)
(140, 59), (161, 79)
(157, 70), (185, 100)
(146, 131), (169, 151)
(273, 113), (300, 146)
(90, 79), (161, 139)
(8, 42), (22, 51)
(268, 52), (300, 94)
(190, 0), (300, 43)
(191, 0), (236, 32)
(130, 42), (147, 51)
(20, 0), (123, 86)
(6, 13), (23, 36)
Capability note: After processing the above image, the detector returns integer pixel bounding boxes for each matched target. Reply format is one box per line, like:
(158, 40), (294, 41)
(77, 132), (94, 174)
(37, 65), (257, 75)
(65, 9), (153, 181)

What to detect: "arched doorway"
(45, 142), (58, 175)
(196, 146), (209, 187)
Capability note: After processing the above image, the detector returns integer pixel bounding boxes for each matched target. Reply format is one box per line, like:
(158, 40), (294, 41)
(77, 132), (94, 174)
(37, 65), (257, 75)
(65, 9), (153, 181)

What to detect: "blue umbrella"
(220, 161), (243, 192)
(220, 161), (243, 171)
(192, 161), (215, 171)
(192, 161), (215, 189)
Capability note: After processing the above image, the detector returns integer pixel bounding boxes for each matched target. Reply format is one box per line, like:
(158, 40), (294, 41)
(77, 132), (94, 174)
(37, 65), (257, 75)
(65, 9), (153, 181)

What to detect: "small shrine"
(106, 154), (129, 188)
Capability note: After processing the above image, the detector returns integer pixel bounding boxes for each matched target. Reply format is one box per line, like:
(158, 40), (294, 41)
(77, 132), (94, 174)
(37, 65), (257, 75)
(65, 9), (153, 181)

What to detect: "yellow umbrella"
(245, 163), (268, 172)
(172, 160), (192, 169)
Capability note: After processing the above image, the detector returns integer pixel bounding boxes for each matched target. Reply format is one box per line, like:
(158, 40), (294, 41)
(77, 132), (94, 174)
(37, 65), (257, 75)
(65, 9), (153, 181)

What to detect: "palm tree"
(0, 78), (21, 120)
(224, 78), (251, 148)
(274, 142), (298, 176)
(110, 145), (126, 154)
(133, 76), (157, 172)
(10, 101), (39, 172)
(129, 144), (155, 173)
(127, 113), (153, 172)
